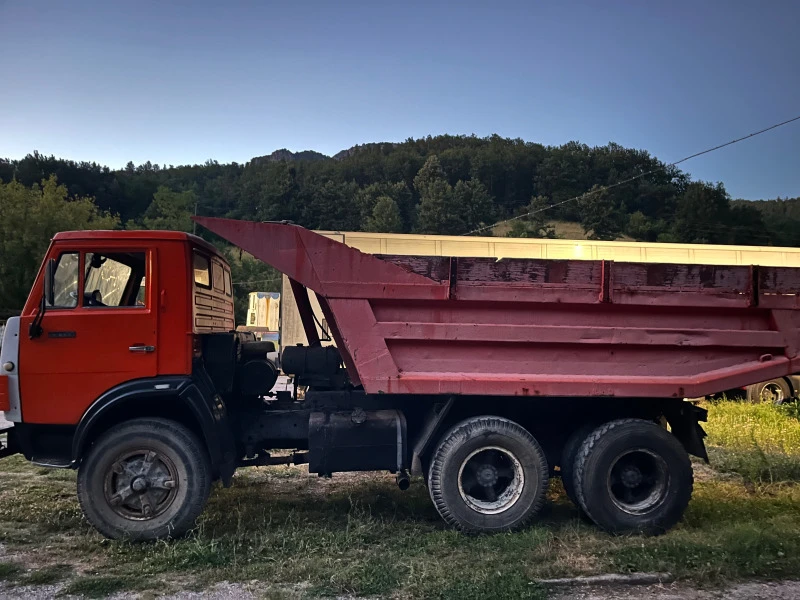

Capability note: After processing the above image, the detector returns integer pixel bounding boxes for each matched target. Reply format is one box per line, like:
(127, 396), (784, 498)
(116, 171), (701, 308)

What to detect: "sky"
(0, 0), (798, 200)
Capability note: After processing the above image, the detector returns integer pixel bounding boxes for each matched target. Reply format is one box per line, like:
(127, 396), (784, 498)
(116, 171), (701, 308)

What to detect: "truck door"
(19, 247), (158, 425)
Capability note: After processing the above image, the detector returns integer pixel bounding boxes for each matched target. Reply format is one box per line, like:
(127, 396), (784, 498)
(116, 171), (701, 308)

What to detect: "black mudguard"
(72, 367), (237, 484)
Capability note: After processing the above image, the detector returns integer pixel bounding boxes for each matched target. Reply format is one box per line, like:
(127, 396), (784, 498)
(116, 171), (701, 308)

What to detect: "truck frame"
(2, 217), (799, 540)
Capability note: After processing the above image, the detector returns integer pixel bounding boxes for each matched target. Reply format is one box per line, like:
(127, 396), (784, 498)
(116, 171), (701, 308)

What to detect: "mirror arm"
(30, 257), (55, 339)
(29, 296), (45, 339)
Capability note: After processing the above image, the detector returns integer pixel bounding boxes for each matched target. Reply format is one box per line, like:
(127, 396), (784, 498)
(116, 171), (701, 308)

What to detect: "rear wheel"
(747, 378), (791, 405)
(574, 419), (693, 535)
(560, 424), (595, 507)
(428, 416), (549, 533)
(77, 418), (211, 541)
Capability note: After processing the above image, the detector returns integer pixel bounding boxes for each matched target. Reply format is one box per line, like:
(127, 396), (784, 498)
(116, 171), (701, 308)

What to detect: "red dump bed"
(195, 217), (800, 399)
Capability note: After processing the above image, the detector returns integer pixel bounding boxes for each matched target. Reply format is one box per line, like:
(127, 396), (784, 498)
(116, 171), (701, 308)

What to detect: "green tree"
(578, 185), (624, 240)
(626, 210), (667, 242)
(364, 196), (403, 233)
(0, 176), (119, 311)
(355, 182), (414, 231)
(301, 180), (361, 231)
(4, 134), (795, 249)
(142, 186), (195, 232)
(670, 182), (730, 244)
(506, 195), (556, 238)
(414, 156), (465, 234)
(453, 179), (496, 232)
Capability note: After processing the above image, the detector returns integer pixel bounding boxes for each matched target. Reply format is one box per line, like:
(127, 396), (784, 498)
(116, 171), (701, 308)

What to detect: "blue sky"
(1, 0), (797, 199)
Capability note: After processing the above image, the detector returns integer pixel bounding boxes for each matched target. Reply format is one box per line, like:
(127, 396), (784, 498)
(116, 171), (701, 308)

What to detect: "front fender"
(72, 370), (237, 484)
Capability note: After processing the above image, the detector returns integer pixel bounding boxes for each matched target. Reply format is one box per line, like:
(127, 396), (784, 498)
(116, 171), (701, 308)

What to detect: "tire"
(574, 419), (693, 535)
(560, 424), (595, 507)
(428, 416), (549, 533)
(747, 379), (791, 405)
(77, 418), (211, 541)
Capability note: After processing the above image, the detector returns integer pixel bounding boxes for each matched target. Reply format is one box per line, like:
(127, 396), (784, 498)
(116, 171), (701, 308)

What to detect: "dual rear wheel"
(563, 419), (693, 535)
(428, 416), (693, 535)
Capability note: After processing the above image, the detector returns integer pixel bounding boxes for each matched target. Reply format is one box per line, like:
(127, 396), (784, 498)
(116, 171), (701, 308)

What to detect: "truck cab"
(3, 230), (234, 423)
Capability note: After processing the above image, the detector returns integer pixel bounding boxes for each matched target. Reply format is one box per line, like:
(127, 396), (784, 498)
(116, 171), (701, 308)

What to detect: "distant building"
(241, 292), (280, 346)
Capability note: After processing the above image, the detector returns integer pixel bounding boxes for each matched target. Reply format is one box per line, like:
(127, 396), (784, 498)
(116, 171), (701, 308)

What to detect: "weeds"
(60, 575), (134, 598)
(0, 563), (22, 581)
(17, 564), (73, 586)
(703, 400), (800, 482)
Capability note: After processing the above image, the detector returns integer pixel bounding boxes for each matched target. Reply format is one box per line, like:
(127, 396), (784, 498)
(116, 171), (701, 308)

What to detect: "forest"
(1, 134), (798, 320)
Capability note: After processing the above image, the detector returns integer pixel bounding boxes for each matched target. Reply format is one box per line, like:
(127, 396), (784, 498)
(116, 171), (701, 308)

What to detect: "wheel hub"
(477, 464), (499, 487)
(620, 465), (642, 488)
(607, 448), (668, 516)
(457, 446), (525, 515)
(103, 449), (179, 521)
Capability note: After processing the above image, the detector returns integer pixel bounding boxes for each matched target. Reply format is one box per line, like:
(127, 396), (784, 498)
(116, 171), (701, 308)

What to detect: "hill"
(0, 135), (797, 247)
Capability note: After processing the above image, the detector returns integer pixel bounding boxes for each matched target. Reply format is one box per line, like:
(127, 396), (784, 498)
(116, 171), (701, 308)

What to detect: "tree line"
(2, 135), (798, 320)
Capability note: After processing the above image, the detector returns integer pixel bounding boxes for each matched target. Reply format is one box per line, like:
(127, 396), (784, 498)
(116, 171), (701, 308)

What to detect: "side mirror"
(43, 258), (56, 307)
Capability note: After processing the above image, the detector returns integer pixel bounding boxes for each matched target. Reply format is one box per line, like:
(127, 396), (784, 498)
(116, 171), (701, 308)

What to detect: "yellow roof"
(316, 230), (800, 267)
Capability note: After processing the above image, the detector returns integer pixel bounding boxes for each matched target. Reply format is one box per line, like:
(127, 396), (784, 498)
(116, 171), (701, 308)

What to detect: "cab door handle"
(129, 345), (155, 353)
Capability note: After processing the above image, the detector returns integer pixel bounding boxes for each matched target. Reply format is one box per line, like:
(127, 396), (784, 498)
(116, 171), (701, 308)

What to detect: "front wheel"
(77, 418), (211, 540)
(428, 416), (549, 533)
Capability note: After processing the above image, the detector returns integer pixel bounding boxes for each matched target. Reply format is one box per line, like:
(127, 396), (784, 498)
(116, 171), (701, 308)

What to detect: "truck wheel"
(77, 418), (211, 541)
(574, 419), (692, 535)
(747, 379), (791, 405)
(428, 416), (548, 533)
(560, 424), (595, 508)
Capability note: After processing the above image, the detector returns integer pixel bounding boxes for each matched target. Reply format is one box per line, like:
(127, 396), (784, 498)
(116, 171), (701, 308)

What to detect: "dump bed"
(195, 217), (800, 399)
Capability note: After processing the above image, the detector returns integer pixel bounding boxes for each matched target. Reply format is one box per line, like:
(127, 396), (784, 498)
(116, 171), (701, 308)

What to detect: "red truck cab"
(2, 230), (234, 454)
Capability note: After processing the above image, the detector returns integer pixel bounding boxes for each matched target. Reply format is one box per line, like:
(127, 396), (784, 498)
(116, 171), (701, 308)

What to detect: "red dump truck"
(2, 217), (799, 540)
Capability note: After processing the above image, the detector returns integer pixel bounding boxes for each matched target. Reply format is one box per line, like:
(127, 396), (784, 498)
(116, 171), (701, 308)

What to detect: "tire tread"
(574, 418), (693, 535)
(428, 416), (548, 532)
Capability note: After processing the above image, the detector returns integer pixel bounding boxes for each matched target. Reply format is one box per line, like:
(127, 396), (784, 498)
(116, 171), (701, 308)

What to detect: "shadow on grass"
(93, 470), (800, 597)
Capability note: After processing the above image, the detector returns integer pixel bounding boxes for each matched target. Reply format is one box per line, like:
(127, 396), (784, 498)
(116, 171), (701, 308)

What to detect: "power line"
(232, 277), (282, 287)
(463, 114), (800, 236)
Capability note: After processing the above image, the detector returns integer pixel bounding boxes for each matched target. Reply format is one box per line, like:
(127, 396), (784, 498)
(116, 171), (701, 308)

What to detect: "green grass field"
(0, 401), (799, 599)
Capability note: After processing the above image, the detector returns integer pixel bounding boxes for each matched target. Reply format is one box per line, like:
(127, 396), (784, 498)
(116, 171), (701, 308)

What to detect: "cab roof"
(52, 230), (224, 257)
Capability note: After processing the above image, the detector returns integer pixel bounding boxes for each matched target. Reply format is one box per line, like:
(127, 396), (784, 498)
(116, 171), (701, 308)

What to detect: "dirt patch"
(550, 580), (800, 600)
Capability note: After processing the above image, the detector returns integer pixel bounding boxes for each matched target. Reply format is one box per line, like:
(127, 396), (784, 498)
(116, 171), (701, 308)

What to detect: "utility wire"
(463, 115), (800, 236)
(232, 277), (283, 287)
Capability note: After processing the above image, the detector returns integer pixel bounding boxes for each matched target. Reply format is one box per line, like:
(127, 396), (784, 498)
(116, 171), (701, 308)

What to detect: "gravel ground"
(0, 581), (264, 600)
(1, 579), (800, 599)
(550, 580), (800, 600)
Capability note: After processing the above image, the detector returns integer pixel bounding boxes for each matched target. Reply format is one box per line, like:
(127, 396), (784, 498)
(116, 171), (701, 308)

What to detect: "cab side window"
(83, 252), (146, 308)
(47, 252), (80, 308)
(193, 253), (211, 288)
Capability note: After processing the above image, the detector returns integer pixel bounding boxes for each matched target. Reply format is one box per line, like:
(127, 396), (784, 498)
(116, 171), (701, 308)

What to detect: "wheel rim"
(457, 446), (525, 515)
(103, 449), (179, 521)
(607, 448), (668, 515)
(760, 383), (785, 404)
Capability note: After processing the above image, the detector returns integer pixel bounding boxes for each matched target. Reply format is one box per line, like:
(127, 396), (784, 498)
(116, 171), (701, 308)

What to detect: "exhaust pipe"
(396, 470), (410, 491)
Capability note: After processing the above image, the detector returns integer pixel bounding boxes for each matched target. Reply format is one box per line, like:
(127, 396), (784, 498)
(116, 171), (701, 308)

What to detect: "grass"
(703, 399), (800, 482)
(60, 576), (133, 598)
(0, 562), (22, 581)
(492, 220), (635, 241)
(0, 401), (798, 598)
(18, 564), (73, 586)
